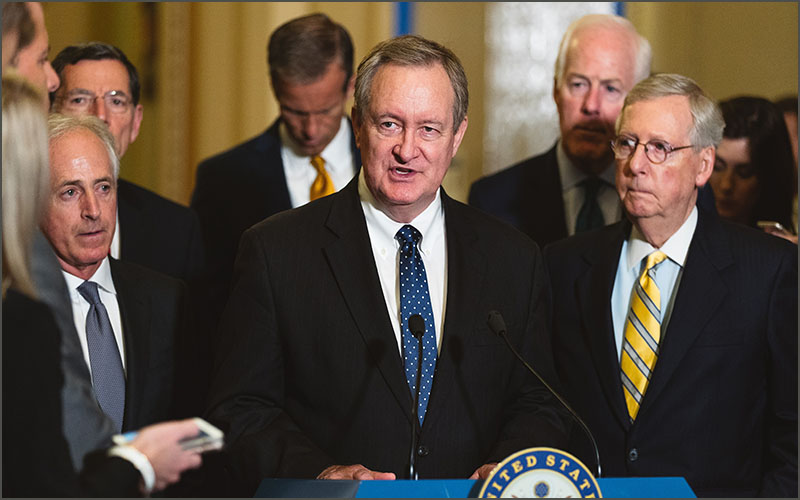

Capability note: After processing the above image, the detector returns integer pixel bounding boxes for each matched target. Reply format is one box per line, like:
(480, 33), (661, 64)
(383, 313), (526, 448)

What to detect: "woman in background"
(709, 96), (797, 243)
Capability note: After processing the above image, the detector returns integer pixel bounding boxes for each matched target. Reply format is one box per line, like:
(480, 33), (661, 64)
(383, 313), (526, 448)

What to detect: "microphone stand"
(408, 314), (425, 480)
(487, 310), (602, 478)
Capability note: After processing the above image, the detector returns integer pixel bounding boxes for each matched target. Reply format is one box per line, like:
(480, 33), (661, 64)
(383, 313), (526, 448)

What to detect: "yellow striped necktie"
(620, 250), (668, 421)
(309, 155), (335, 201)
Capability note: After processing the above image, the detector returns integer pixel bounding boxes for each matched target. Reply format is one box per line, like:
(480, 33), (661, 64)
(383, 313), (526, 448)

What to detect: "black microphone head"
(486, 310), (507, 337)
(408, 314), (425, 340)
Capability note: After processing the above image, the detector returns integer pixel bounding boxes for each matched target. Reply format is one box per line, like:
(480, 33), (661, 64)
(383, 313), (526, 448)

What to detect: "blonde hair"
(2, 71), (50, 298)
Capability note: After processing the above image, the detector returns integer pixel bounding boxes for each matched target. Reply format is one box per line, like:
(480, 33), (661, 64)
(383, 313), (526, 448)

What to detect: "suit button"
(628, 448), (638, 462)
(417, 445), (429, 457)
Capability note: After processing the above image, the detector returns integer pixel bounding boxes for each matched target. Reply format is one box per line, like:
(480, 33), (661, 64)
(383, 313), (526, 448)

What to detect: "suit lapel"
(117, 180), (142, 261)
(637, 210), (731, 412)
(578, 222), (631, 427)
(110, 259), (151, 430)
(322, 180), (413, 423)
(257, 120), (293, 214)
(421, 193), (487, 430)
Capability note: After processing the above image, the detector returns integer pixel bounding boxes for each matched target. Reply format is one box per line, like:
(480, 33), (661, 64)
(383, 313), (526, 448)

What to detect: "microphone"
(407, 314), (425, 480)
(486, 310), (602, 478)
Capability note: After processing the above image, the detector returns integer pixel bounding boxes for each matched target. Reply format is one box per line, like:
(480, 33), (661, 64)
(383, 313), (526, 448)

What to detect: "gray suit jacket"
(31, 231), (115, 467)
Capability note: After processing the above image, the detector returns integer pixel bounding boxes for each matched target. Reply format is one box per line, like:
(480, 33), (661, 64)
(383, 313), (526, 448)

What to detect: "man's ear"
(451, 116), (469, 158)
(129, 104), (144, 144)
(351, 106), (361, 149)
(695, 146), (715, 187)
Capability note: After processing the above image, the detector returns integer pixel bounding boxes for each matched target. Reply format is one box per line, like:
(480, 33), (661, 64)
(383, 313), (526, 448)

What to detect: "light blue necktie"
(78, 281), (126, 431)
(396, 224), (438, 425)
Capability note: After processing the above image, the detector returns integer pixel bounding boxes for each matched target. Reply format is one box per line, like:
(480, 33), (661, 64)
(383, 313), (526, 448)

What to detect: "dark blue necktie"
(575, 176), (605, 233)
(77, 281), (126, 431)
(396, 224), (438, 425)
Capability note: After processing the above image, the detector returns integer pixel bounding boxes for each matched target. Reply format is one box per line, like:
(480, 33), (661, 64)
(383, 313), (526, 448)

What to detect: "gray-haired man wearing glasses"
(544, 73), (797, 497)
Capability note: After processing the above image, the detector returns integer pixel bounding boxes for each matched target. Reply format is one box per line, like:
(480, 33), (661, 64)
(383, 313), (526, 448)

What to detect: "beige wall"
(43, 2), (797, 205)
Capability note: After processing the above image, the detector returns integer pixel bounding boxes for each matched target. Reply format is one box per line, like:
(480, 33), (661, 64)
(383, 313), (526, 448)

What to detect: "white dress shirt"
(63, 257), (127, 376)
(610, 207), (698, 358)
(358, 170), (447, 357)
(280, 116), (357, 208)
(110, 210), (121, 259)
(557, 140), (622, 235)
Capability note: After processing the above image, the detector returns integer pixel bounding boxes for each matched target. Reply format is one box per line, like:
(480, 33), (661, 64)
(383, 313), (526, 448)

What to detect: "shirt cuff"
(107, 444), (155, 494)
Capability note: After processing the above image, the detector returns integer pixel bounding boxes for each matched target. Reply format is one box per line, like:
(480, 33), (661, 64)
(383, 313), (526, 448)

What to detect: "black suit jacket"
(469, 145), (568, 247)
(468, 144), (717, 248)
(190, 118), (360, 335)
(118, 180), (211, 415)
(117, 178), (205, 284)
(109, 258), (188, 429)
(2, 290), (142, 497)
(205, 179), (568, 496)
(543, 210), (797, 497)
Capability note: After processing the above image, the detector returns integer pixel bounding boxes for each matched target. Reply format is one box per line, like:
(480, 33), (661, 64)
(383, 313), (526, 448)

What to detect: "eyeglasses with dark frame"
(56, 89), (133, 115)
(610, 135), (695, 164)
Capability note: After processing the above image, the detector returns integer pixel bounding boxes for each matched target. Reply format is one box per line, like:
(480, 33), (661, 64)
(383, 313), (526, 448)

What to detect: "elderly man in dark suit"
(41, 113), (187, 434)
(469, 14), (651, 246)
(206, 34), (568, 496)
(544, 73), (797, 497)
(50, 42), (209, 414)
(50, 42), (205, 288)
(191, 13), (360, 336)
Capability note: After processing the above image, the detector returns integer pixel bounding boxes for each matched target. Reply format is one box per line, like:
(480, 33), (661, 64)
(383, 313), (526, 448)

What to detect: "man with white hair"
(469, 14), (648, 246)
(545, 73), (797, 497)
(41, 113), (188, 439)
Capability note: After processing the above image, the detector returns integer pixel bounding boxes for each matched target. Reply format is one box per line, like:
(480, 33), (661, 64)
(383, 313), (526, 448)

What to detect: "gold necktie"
(620, 250), (668, 421)
(309, 155), (334, 201)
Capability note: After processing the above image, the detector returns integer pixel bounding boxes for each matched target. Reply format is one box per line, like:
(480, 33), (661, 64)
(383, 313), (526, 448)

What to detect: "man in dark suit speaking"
(206, 34), (568, 496)
(544, 73), (797, 497)
(41, 113), (186, 434)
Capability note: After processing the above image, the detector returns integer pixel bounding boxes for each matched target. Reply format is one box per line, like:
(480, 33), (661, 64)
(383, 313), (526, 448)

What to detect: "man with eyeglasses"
(50, 42), (209, 418)
(469, 15), (715, 248)
(50, 42), (205, 290)
(190, 14), (360, 341)
(544, 73), (797, 497)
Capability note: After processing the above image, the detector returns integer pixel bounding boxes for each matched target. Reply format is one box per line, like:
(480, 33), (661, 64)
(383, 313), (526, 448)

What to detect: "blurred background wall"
(43, 2), (798, 205)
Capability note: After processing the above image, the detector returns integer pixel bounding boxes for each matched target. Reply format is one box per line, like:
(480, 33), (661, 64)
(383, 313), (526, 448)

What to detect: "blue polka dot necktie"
(396, 224), (437, 425)
(78, 280), (126, 431)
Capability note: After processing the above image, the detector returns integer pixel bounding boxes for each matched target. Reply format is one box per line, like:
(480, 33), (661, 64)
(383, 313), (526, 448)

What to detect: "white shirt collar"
(279, 116), (352, 172)
(626, 206), (698, 271)
(357, 169), (443, 255)
(556, 139), (616, 191)
(62, 256), (117, 296)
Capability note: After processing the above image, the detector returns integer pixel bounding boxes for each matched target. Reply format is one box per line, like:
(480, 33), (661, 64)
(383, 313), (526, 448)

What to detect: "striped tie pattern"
(309, 155), (335, 201)
(620, 250), (668, 422)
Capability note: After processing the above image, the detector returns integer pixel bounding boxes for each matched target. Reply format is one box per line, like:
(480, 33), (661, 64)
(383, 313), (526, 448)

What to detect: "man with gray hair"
(545, 73), (797, 496)
(41, 113), (188, 439)
(206, 34), (568, 495)
(469, 14), (649, 246)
